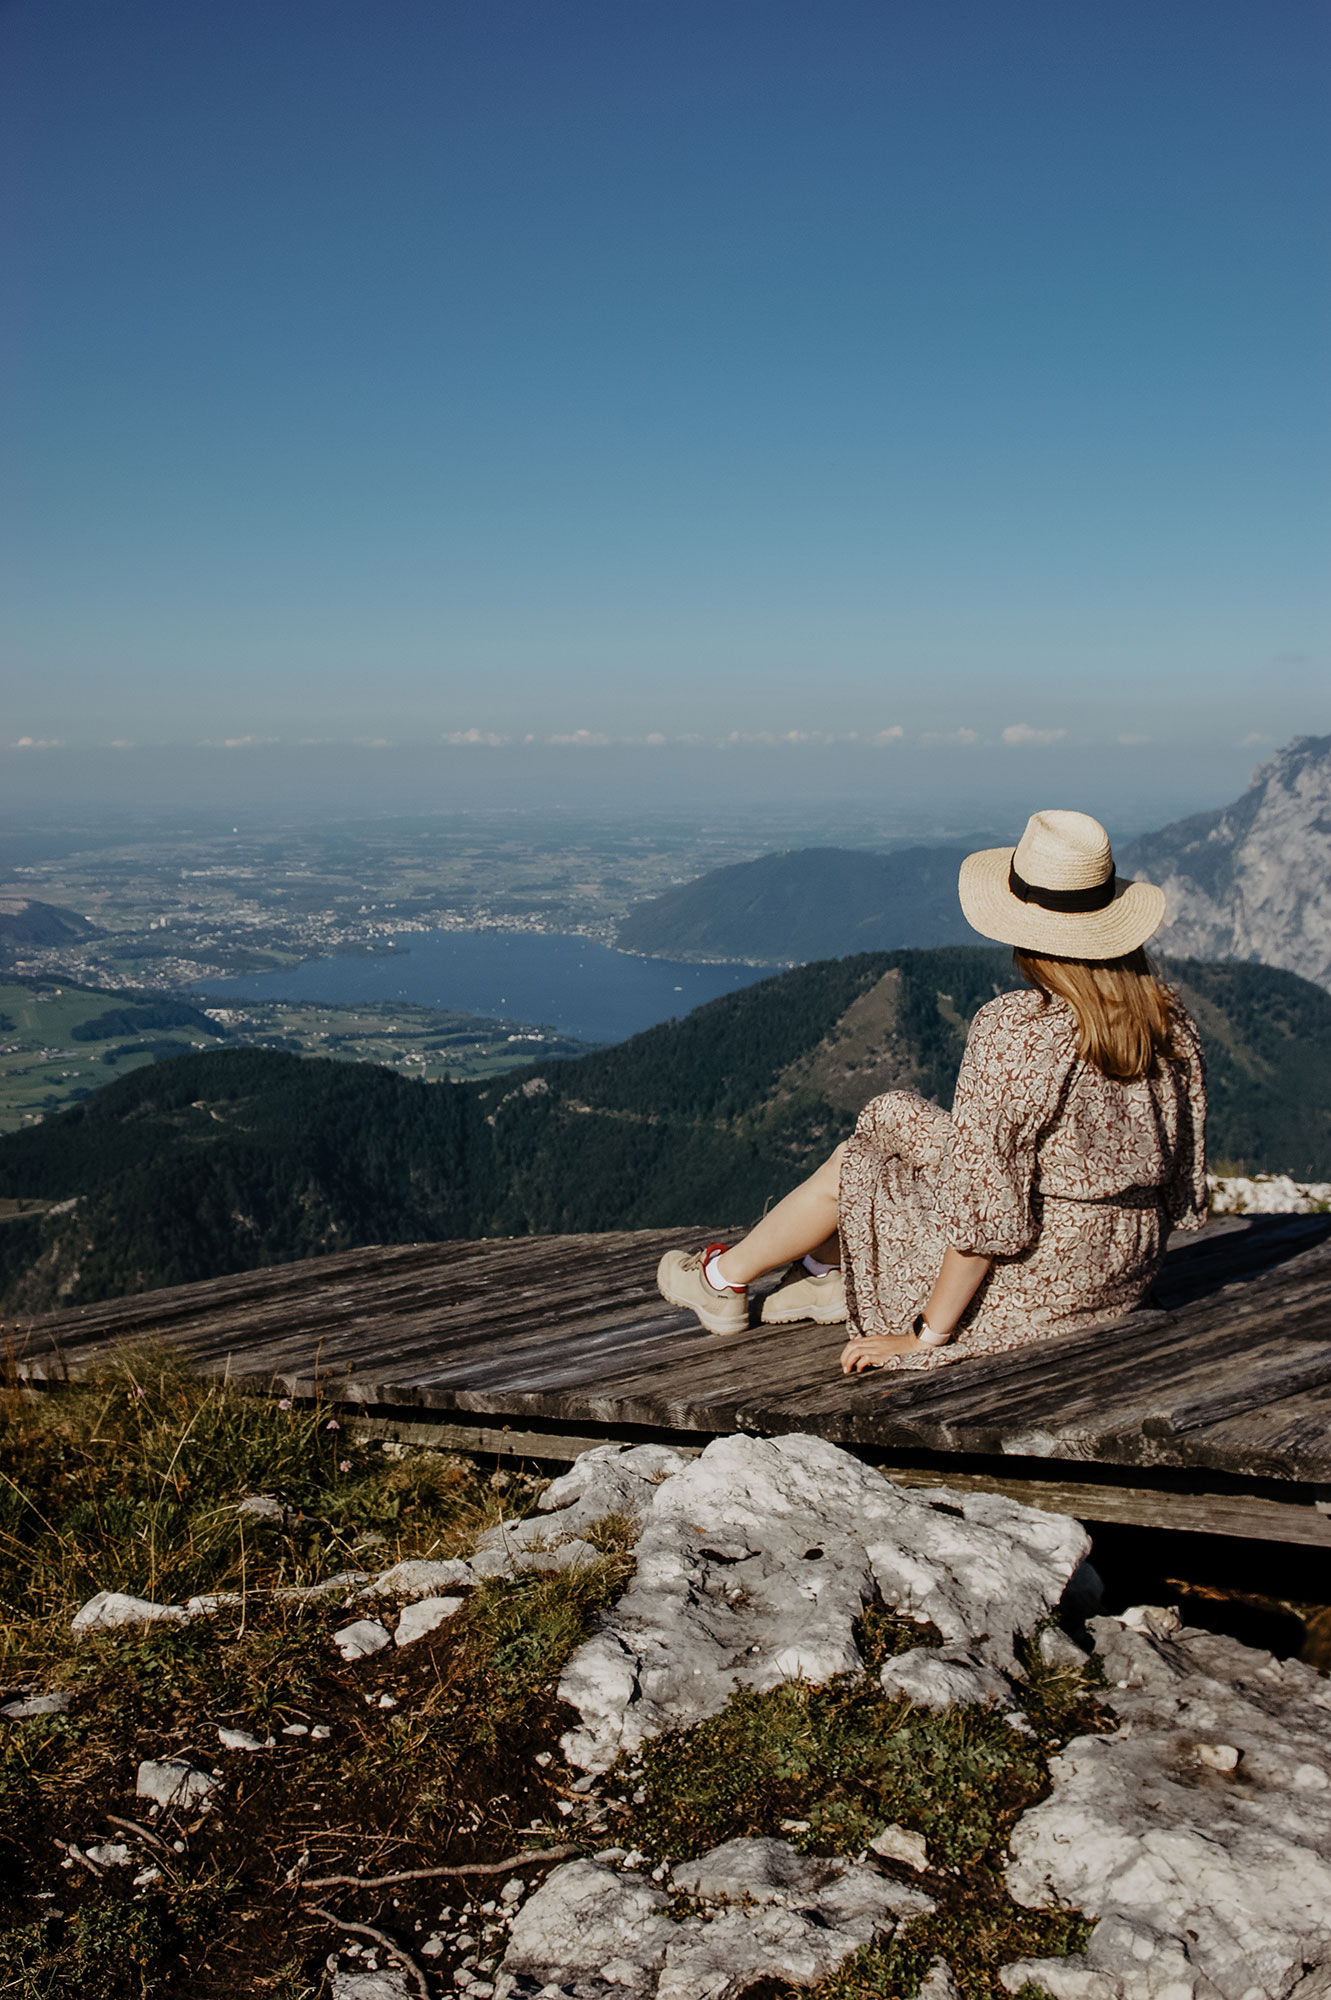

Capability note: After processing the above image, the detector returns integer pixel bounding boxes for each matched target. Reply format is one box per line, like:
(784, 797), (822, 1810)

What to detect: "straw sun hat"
(958, 809), (1166, 959)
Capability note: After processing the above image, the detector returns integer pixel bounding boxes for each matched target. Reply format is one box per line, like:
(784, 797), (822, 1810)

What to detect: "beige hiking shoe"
(759, 1262), (848, 1326)
(656, 1243), (750, 1336)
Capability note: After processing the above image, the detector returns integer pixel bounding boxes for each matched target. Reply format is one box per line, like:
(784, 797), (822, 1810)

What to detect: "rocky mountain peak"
(1122, 732), (1331, 990)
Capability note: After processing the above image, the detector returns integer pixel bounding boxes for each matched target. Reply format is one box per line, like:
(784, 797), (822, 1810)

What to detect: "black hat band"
(1008, 859), (1117, 913)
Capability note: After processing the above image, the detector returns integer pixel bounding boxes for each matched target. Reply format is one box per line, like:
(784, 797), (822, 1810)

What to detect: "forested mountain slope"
(0, 897), (102, 961)
(615, 846), (979, 962)
(1, 948), (1329, 1312)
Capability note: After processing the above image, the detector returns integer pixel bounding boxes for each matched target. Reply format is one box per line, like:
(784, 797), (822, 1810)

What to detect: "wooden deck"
(8, 1212), (1331, 1547)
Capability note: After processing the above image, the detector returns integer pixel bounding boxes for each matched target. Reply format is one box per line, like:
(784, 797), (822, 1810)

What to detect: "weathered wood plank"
(346, 1411), (1331, 1547)
(11, 1214), (1331, 1529)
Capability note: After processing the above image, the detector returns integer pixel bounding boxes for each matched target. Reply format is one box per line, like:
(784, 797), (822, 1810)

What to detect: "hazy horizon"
(0, 735), (1291, 848)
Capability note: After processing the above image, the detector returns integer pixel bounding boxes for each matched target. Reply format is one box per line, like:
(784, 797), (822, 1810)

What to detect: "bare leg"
(712, 1144), (845, 1287)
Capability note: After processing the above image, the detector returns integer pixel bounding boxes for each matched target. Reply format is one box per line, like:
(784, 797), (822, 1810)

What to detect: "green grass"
(816, 1909), (1088, 2000)
(0, 1347), (497, 1634)
(621, 1677), (1047, 1871)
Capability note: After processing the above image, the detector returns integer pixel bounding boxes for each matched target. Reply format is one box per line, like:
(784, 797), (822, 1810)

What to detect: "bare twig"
(302, 1841), (581, 1891)
(306, 1906), (430, 1998)
(105, 1814), (171, 1855)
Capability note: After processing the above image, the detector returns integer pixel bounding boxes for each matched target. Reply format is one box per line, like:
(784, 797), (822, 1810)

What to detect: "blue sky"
(3, 0), (1327, 783)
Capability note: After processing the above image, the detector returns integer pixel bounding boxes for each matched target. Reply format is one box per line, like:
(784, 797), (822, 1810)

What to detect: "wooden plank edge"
(345, 1408), (1331, 1548)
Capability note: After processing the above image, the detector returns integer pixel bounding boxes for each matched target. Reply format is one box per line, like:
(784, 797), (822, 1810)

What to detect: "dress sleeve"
(1164, 1012), (1209, 1232)
(941, 999), (1072, 1259)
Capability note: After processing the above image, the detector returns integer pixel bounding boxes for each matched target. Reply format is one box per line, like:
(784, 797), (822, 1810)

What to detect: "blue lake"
(198, 931), (774, 1045)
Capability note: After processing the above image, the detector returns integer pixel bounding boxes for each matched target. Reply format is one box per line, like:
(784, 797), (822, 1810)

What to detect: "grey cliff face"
(1122, 734), (1331, 991)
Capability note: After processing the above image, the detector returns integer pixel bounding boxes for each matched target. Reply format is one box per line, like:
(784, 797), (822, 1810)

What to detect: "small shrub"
(619, 1676), (1048, 1870)
(0, 1897), (174, 2000)
(817, 1908), (1089, 2000)
(1014, 1627), (1110, 1746)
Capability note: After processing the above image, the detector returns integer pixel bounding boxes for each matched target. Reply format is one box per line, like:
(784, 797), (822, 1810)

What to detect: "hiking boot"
(759, 1262), (847, 1326)
(656, 1243), (749, 1336)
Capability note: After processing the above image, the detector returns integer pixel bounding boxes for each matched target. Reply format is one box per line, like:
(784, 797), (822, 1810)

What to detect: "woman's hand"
(839, 1330), (922, 1372)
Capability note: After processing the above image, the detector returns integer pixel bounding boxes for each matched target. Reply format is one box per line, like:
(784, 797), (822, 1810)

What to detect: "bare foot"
(839, 1331), (922, 1373)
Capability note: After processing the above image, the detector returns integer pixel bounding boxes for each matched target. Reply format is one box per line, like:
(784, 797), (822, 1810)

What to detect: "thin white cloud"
(1001, 723), (1066, 747)
(108, 738), (136, 749)
(1241, 731), (1274, 747)
(922, 727), (980, 745)
(443, 728), (507, 747)
(870, 726), (905, 745)
(9, 736), (65, 749)
(549, 729), (612, 746)
(213, 734), (280, 749)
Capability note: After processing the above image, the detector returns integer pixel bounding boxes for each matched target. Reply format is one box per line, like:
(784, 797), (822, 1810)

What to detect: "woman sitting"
(656, 809), (1207, 1373)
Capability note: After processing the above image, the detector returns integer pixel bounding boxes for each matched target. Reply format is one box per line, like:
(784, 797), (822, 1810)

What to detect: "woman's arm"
(839, 1245), (992, 1372)
(922, 1246), (993, 1338)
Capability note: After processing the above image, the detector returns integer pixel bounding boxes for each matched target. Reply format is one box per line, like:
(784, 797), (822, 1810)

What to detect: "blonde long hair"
(1014, 946), (1179, 1082)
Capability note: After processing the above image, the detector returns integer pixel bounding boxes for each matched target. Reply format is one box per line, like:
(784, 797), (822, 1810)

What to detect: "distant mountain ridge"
(616, 734), (1331, 990)
(2, 946), (1329, 1313)
(1120, 734), (1331, 991)
(615, 845), (981, 963)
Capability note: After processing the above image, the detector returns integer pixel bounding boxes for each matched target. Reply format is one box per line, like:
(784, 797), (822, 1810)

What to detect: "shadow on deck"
(8, 1211), (1331, 1548)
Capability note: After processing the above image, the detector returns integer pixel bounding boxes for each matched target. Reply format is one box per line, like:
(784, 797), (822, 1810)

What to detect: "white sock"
(704, 1250), (741, 1292)
(802, 1254), (839, 1277)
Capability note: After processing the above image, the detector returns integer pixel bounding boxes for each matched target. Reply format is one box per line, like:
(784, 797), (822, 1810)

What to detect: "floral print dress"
(839, 988), (1208, 1371)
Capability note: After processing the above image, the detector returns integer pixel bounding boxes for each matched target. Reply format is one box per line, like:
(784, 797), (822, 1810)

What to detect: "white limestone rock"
(72, 1590), (191, 1637)
(1004, 1608), (1331, 1999)
(557, 1432), (1087, 1771)
(1208, 1172), (1331, 1216)
(1038, 1625), (1091, 1670)
(1, 1691), (71, 1718)
(869, 1823), (931, 1871)
(84, 1842), (132, 1867)
(494, 1841), (930, 1999)
(537, 1444), (691, 1522)
(471, 1443), (689, 1579)
(136, 1758), (219, 1810)
(331, 1972), (415, 2000)
(919, 1960), (962, 2000)
(217, 1726), (275, 1751)
(363, 1557), (475, 1600)
(333, 1619), (392, 1661)
(880, 1644), (1011, 1711)
(395, 1595), (464, 1647)
(234, 1493), (291, 1526)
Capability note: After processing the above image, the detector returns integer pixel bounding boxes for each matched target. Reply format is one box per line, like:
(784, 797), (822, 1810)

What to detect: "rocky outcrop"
(1004, 1606), (1331, 2000)
(553, 1432), (1088, 1772)
(471, 1444), (689, 1582)
(493, 1839), (932, 1999)
(1208, 1172), (1331, 1214)
(1123, 734), (1331, 991)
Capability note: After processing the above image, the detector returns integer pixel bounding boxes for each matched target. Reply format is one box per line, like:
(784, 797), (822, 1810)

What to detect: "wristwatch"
(912, 1312), (951, 1348)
